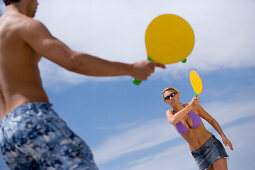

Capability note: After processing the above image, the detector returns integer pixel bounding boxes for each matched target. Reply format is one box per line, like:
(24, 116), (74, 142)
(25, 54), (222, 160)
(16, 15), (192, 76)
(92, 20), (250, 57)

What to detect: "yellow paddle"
(133, 14), (195, 85)
(189, 70), (203, 97)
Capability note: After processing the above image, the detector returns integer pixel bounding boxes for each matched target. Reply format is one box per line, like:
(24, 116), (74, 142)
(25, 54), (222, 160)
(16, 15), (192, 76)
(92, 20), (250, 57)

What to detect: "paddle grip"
(182, 58), (187, 63)
(132, 57), (153, 85)
(133, 79), (142, 85)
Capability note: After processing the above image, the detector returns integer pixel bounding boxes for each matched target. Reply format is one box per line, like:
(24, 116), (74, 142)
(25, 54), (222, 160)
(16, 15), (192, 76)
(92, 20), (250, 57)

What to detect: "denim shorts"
(191, 135), (228, 170)
(0, 102), (98, 170)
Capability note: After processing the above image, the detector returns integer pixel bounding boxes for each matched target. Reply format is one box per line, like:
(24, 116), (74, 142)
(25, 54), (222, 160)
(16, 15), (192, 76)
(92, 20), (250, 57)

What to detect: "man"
(0, 0), (165, 169)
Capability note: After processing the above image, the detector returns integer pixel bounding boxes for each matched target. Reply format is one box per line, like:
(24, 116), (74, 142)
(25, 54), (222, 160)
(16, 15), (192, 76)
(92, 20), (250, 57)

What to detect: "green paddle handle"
(133, 79), (142, 85)
(194, 92), (197, 97)
(133, 57), (153, 85)
(182, 58), (187, 63)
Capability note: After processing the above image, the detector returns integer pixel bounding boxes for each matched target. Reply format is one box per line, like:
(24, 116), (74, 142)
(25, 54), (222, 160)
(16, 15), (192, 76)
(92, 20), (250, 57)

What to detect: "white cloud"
(202, 99), (255, 129)
(93, 95), (255, 165)
(97, 121), (140, 131)
(34, 0), (255, 87)
(93, 119), (177, 164)
(125, 144), (196, 170)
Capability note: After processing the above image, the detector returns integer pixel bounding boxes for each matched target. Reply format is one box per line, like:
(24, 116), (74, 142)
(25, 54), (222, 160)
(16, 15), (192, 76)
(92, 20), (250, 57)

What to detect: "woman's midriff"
(182, 123), (213, 151)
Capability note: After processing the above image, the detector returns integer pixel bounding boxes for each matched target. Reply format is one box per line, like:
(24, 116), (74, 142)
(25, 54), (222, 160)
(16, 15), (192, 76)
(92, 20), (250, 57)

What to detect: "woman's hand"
(222, 136), (233, 151)
(188, 97), (199, 107)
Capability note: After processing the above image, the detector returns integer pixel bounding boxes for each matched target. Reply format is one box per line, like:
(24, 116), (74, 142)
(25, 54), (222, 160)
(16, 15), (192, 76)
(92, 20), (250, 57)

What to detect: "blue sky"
(1, 0), (255, 169)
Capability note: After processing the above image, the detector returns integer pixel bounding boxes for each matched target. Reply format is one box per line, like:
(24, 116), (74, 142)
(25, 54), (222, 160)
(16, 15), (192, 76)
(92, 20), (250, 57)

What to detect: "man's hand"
(131, 60), (165, 80)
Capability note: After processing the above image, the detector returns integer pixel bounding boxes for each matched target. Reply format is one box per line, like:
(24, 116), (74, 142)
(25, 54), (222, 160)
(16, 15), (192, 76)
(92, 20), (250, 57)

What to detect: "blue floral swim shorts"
(0, 102), (98, 170)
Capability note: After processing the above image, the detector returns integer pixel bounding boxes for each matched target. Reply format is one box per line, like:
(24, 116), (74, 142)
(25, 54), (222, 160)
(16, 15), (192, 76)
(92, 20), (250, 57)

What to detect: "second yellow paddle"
(190, 70), (203, 97)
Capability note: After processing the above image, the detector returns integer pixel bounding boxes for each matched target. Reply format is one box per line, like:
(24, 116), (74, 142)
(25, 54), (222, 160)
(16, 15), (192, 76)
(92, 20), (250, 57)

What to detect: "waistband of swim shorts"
(0, 102), (53, 127)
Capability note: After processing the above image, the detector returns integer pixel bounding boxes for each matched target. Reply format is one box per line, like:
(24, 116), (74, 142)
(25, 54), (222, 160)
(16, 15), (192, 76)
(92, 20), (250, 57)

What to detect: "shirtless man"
(0, 0), (165, 169)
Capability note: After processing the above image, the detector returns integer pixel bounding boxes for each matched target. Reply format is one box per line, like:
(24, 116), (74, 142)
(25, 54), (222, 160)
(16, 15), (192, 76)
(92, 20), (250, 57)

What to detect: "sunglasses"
(164, 92), (177, 100)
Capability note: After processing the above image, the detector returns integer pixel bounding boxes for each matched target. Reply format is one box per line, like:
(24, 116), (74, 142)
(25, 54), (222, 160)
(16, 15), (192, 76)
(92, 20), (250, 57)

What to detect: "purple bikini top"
(173, 110), (202, 135)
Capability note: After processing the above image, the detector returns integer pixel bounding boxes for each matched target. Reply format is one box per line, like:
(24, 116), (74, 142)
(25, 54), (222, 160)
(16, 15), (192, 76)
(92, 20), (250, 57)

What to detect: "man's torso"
(0, 12), (48, 119)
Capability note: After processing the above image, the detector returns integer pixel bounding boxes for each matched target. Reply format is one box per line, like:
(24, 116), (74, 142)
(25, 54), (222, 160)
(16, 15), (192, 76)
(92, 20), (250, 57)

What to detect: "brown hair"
(162, 87), (180, 100)
(3, 0), (20, 6)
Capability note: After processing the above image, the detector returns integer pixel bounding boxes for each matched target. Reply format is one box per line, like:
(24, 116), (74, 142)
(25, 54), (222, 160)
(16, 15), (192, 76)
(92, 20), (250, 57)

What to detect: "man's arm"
(21, 19), (165, 80)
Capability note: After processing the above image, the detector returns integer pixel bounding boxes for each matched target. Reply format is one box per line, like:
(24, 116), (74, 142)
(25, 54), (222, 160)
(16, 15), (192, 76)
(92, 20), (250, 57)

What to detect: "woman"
(162, 87), (233, 170)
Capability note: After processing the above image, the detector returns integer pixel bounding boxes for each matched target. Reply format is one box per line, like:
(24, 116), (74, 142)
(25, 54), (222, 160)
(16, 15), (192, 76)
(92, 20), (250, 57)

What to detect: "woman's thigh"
(206, 164), (214, 170)
(212, 158), (228, 170)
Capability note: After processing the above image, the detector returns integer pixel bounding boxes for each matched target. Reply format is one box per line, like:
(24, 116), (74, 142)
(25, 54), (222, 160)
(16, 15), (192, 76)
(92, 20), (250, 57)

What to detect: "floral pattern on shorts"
(0, 102), (98, 170)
